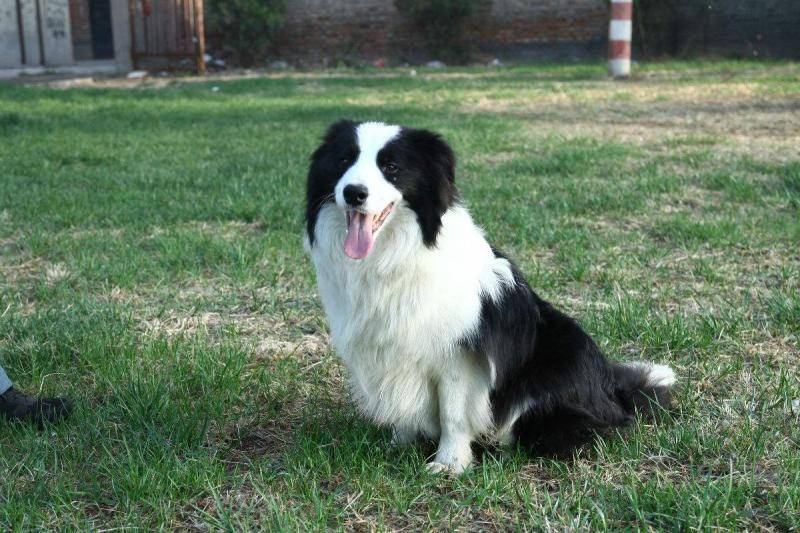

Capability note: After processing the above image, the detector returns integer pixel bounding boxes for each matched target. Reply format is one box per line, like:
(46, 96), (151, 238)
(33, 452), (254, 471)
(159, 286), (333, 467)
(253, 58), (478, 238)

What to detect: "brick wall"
(206, 0), (800, 65)
(271, 0), (608, 64)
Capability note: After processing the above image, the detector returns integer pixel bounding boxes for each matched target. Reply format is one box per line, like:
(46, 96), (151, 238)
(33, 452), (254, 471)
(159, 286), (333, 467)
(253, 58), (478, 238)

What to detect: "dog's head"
(306, 120), (457, 259)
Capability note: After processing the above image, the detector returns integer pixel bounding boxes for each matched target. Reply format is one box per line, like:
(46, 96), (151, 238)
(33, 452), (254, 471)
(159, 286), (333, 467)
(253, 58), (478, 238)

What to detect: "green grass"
(1, 60), (799, 530)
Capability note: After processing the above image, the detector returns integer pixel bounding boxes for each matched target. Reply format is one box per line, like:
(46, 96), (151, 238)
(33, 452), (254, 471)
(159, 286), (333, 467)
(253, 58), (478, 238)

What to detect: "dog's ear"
(307, 120), (358, 246)
(405, 128), (456, 184)
(399, 128), (458, 248)
(323, 119), (357, 144)
(310, 119), (357, 164)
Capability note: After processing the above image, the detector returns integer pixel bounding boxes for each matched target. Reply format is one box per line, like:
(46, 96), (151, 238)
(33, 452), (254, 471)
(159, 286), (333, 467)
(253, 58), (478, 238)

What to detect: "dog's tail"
(611, 360), (676, 420)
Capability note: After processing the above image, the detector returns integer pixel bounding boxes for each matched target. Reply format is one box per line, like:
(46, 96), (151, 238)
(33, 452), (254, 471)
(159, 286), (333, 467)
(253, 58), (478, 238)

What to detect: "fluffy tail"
(612, 361), (677, 420)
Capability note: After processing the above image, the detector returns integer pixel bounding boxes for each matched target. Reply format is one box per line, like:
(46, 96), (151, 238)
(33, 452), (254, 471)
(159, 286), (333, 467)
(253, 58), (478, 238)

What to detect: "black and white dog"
(304, 120), (676, 473)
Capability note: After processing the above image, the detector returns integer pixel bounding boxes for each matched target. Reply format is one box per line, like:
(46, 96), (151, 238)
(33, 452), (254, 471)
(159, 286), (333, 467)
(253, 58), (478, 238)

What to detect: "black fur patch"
(464, 250), (673, 455)
(376, 128), (457, 246)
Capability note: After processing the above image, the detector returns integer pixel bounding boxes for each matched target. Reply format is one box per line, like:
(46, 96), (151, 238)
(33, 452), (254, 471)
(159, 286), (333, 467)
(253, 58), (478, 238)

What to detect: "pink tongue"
(344, 212), (374, 259)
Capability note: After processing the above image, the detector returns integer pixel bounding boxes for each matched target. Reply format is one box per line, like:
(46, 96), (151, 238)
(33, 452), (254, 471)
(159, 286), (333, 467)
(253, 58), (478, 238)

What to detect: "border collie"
(304, 120), (676, 473)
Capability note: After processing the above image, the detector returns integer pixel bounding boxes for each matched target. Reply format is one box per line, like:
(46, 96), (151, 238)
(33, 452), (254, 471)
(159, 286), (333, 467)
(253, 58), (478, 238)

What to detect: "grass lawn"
(1, 60), (798, 530)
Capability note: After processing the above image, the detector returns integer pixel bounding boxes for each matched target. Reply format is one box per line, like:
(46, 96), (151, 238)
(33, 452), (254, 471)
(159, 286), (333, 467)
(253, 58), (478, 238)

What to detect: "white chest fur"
(307, 203), (513, 434)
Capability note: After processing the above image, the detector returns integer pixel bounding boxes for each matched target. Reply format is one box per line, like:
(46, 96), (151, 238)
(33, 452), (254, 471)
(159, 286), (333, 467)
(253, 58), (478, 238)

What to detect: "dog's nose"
(343, 184), (369, 207)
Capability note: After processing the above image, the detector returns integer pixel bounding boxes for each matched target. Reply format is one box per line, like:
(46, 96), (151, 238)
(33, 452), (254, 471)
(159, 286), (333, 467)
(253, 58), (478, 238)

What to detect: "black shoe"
(0, 387), (72, 425)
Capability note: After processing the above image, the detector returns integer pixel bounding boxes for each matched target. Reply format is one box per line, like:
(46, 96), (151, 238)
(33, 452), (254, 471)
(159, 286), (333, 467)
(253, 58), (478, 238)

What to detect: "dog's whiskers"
(314, 192), (336, 212)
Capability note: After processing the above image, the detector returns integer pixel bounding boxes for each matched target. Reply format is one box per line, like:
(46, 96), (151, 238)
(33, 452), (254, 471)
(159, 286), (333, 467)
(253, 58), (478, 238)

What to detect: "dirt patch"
(0, 234), (73, 297)
(471, 151), (520, 167)
(647, 186), (726, 215)
(464, 81), (800, 162)
(251, 334), (328, 364)
(40, 69), (416, 90)
(743, 336), (800, 370)
(137, 295), (329, 361)
(144, 220), (263, 240)
(44, 263), (71, 286)
(140, 310), (302, 344)
(0, 254), (43, 289)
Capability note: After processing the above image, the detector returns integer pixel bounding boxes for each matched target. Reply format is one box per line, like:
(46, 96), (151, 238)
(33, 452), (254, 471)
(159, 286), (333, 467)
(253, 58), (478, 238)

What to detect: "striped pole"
(609, 0), (633, 78)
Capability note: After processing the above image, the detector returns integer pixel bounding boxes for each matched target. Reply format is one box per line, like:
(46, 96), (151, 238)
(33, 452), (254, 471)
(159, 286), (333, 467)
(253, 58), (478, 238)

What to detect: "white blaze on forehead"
(356, 122), (401, 155)
(335, 121), (403, 215)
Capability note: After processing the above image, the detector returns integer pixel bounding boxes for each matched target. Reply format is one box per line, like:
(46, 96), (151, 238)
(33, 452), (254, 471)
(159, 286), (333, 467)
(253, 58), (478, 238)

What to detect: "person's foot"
(0, 387), (72, 425)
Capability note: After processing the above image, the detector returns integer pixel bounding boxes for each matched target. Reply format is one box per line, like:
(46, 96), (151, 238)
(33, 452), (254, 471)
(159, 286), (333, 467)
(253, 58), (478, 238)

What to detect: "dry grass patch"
(465, 79), (800, 162)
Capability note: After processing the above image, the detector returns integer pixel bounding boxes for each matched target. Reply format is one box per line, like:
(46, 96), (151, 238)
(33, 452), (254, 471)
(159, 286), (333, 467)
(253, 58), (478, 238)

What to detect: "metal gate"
(128, 0), (205, 73)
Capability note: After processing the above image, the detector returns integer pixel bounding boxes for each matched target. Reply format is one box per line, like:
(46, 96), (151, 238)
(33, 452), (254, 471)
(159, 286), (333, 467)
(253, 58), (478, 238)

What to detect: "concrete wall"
(0, 0), (131, 73)
(0, 0), (72, 67)
(41, 0), (73, 65)
(0, 2), (23, 67)
(19, 0), (44, 65)
(109, 0), (131, 70)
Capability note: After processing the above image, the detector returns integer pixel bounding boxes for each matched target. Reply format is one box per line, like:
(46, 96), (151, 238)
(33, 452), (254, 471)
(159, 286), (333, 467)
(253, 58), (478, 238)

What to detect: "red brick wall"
(271, 0), (608, 63)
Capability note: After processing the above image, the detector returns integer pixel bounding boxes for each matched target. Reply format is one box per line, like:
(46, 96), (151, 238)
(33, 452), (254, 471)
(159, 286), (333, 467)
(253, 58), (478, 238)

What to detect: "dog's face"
(306, 120), (457, 259)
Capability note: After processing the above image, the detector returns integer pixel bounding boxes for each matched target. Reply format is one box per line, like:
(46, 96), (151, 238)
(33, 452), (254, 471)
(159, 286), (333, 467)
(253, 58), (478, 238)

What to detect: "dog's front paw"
(425, 461), (450, 474)
(428, 438), (473, 475)
(425, 459), (469, 475)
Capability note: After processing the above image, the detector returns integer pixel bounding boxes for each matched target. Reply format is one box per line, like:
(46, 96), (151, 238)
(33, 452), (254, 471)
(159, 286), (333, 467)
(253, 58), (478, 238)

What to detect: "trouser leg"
(0, 364), (12, 395)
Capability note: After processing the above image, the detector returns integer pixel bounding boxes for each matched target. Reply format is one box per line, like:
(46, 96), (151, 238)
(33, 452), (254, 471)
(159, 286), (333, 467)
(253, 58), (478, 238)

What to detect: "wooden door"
(129, 0), (205, 73)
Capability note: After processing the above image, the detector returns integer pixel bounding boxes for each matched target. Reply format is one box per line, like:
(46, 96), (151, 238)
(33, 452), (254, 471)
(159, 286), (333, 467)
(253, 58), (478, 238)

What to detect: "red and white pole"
(609, 0), (633, 78)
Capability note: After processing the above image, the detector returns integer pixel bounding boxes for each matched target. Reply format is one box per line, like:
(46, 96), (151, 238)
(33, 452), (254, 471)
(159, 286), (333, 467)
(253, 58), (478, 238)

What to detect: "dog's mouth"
(344, 203), (395, 260)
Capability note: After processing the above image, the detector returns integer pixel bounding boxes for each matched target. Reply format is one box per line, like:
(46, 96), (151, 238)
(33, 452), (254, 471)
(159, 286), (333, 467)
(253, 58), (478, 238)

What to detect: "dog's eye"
(340, 156), (353, 166)
(382, 163), (399, 175)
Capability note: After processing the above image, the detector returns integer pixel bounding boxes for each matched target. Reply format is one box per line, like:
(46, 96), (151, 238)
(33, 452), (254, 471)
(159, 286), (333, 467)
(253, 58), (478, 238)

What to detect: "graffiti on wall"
(46, 0), (70, 40)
